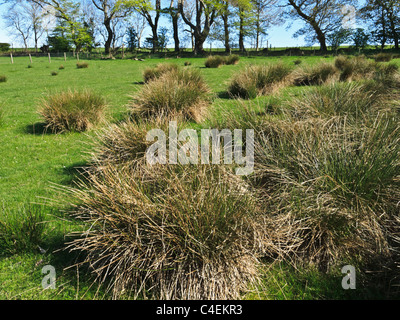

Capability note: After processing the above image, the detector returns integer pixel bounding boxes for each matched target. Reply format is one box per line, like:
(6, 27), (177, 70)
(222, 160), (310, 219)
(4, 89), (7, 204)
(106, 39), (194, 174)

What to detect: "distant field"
(0, 54), (398, 299)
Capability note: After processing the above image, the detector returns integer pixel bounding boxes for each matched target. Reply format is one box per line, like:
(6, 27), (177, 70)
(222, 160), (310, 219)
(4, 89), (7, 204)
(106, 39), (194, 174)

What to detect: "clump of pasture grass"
(334, 55), (376, 82)
(65, 162), (264, 299)
(0, 204), (46, 256)
(143, 63), (179, 83)
(285, 81), (391, 120)
(76, 62), (89, 69)
(225, 54), (240, 65)
(374, 53), (393, 62)
(59, 65), (65, 70)
(374, 62), (400, 89)
(91, 117), (181, 168)
(292, 62), (338, 86)
(132, 68), (211, 122)
(228, 63), (292, 99)
(251, 114), (400, 268)
(205, 55), (225, 68)
(51, 71), (58, 76)
(184, 61), (191, 66)
(38, 89), (107, 133)
(0, 75), (7, 83)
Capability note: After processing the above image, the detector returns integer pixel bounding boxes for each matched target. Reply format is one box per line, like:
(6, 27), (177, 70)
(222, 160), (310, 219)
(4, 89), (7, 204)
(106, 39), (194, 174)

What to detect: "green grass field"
(0, 54), (398, 299)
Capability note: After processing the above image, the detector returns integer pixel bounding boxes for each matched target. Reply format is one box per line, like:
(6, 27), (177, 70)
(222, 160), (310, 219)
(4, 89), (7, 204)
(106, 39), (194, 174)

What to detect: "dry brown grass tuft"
(38, 89), (107, 133)
(251, 115), (400, 268)
(334, 55), (376, 82)
(228, 63), (293, 99)
(76, 62), (89, 69)
(291, 62), (338, 86)
(131, 68), (212, 122)
(65, 161), (266, 299)
(143, 63), (179, 83)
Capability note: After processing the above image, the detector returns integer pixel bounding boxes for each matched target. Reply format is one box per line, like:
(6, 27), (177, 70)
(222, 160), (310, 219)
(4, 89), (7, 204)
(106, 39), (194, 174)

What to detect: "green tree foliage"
(360, 0), (400, 50)
(286, 0), (354, 51)
(327, 27), (352, 51)
(126, 26), (138, 51)
(352, 28), (369, 49)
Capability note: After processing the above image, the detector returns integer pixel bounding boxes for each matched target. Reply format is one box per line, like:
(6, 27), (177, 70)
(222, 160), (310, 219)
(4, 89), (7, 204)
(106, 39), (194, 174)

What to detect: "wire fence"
(0, 44), (398, 64)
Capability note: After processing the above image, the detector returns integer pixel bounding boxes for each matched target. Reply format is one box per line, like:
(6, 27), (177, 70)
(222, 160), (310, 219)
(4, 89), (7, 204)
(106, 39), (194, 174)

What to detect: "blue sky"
(0, 3), (327, 49)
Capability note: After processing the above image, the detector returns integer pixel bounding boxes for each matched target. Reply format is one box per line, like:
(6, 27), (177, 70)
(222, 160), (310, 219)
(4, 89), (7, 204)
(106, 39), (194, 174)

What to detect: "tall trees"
(285, 0), (354, 51)
(127, 10), (147, 48)
(89, 0), (136, 55)
(235, 0), (253, 52)
(251, 0), (281, 51)
(360, 0), (400, 50)
(19, 0), (96, 52)
(135, 0), (161, 53)
(178, 0), (221, 55)
(3, 4), (32, 51)
(2, 1), (47, 52)
(26, 1), (47, 52)
(163, 0), (180, 52)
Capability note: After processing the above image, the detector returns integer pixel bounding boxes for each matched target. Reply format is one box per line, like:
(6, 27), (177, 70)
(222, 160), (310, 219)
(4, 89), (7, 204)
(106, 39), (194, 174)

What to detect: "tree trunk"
(222, 12), (230, 53)
(151, 25), (158, 53)
(255, 25), (260, 51)
(255, 7), (260, 51)
(238, 8), (245, 52)
(316, 32), (327, 52)
(172, 14), (180, 52)
(104, 18), (113, 55)
(288, 0), (327, 52)
(194, 33), (205, 55)
(389, 16), (399, 49)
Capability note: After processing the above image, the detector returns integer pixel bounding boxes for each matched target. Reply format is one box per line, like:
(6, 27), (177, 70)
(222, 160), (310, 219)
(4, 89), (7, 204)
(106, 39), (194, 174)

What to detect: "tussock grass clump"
(184, 61), (191, 66)
(132, 68), (211, 122)
(228, 63), (292, 99)
(92, 118), (178, 167)
(225, 54), (240, 65)
(292, 62), (338, 86)
(66, 162), (264, 299)
(286, 81), (390, 120)
(374, 53), (393, 62)
(76, 62), (89, 69)
(143, 63), (179, 83)
(0, 204), (46, 256)
(51, 71), (58, 76)
(39, 89), (107, 133)
(252, 115), (400, 268)
(59, 65), (65, 70)
(334, 55), (376, 82)
(0, 75), (7, 83)
(205, 55), (225, 68)
(374, 62), (400, 89)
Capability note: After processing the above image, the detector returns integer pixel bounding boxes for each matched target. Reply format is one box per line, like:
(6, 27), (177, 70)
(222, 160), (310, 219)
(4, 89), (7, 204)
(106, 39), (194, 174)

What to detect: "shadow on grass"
(133, 81), (145, 85)
(217, 91), (233, 100)
(60, 161), (91, 187)
(24, 122), (52, 135)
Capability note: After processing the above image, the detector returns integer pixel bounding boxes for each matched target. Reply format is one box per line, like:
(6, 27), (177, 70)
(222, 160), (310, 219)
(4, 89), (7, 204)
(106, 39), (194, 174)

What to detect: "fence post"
(64, 52), (66, 61)
(29, 54), (32, 64)
(48, 52), (51, 63)
(77, 53), (79, 61)
(10, 53), (13, 64)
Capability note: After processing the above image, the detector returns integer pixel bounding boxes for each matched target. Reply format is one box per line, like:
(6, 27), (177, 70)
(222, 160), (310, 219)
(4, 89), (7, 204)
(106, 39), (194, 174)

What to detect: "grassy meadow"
(0, 53), (399, 299)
